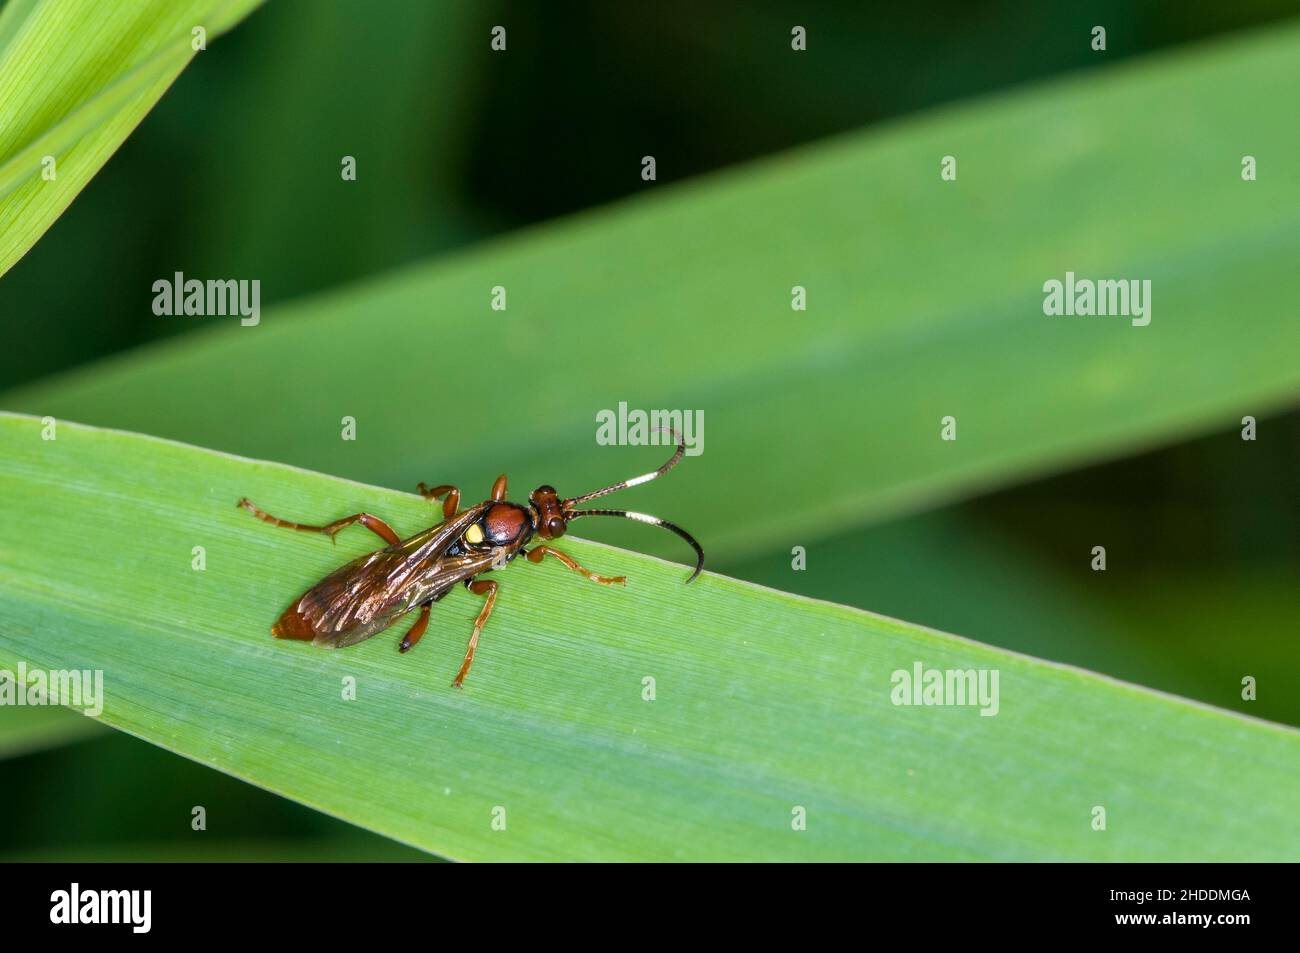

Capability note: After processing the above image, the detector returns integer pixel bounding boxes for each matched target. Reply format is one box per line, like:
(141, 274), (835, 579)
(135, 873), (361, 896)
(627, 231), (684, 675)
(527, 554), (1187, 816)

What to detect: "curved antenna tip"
(565, 507), (704, 586)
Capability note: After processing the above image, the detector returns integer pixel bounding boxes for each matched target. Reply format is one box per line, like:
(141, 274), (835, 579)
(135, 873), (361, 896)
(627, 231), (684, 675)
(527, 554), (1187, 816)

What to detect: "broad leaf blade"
(1, 413), (1295, 860)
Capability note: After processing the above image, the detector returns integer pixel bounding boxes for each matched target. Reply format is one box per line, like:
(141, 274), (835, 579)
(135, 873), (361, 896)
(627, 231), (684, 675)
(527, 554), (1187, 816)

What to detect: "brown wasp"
(238, 434), (702, 687)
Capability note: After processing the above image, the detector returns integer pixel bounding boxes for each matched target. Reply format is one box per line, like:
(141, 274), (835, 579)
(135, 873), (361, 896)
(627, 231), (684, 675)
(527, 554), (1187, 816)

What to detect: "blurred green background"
(1, 0), (1297, 860)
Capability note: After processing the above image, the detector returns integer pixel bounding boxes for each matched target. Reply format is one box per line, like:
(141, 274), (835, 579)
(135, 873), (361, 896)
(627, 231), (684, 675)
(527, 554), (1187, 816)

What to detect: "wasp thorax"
(482, 503), (531, 547)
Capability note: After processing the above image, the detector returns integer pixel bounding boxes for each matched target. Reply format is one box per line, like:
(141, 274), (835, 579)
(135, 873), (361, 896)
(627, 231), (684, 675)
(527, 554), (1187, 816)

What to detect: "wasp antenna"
(564, 428), (687, 508)
(563, 507), (704, 584)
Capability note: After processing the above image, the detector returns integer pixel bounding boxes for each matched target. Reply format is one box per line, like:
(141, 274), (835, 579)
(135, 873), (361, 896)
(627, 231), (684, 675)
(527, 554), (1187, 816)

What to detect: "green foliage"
(6, 23), (1299, 569)
(1, 414), (1296, 860)
(0, 0), (264, 276)
(0, 704), (102, 758)
(1, 12), (1297, 861)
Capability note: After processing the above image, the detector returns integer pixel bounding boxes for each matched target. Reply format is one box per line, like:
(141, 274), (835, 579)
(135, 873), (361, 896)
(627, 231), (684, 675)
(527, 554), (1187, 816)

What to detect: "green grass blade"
(1, 412), (1296, 860)
(0, 838), (431, 862)
(0, 703), (103, 758)
(0, 0), (264, 276)
(6, 23), (1299, 562)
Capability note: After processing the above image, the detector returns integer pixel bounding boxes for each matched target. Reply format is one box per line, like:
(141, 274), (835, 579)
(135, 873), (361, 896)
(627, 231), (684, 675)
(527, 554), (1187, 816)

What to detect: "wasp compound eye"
(547, 516), (566, 538)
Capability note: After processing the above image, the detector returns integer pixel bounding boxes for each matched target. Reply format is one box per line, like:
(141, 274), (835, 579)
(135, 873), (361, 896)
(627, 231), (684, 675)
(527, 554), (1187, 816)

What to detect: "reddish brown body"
(272, 609), (312, 640)
(239, 435), (702, 687)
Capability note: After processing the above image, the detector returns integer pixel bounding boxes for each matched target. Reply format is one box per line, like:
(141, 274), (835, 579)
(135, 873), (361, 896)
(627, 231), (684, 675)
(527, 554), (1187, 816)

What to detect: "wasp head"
(528, 485), (568, 540)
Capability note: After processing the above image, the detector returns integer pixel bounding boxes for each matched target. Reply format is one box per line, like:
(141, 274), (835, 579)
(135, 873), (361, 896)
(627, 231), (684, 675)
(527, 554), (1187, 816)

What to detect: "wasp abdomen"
(271, 603), (315, 640)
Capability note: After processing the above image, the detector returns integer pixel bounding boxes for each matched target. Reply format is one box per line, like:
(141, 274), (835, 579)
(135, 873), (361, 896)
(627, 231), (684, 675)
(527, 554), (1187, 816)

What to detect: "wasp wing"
(272, 503), (496, 648)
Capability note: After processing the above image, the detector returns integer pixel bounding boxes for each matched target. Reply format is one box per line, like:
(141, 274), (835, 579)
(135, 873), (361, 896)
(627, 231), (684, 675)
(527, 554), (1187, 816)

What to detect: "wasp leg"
(490, 474), (508, 502)
(525, 544), (626, 585)
(237, 499), (400, 546)
(452, 579), (498, 688)
(416, 483), (460, 519)
(398, 603), (431, 654)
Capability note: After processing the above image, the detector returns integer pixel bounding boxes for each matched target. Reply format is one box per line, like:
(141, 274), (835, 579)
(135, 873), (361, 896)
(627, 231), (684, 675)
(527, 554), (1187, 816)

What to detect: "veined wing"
(272, 503), (495, 648)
